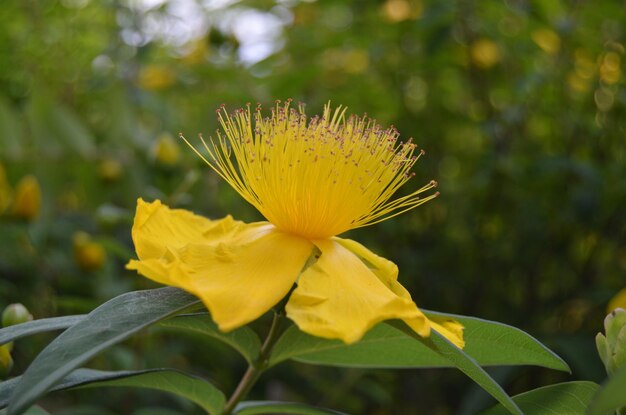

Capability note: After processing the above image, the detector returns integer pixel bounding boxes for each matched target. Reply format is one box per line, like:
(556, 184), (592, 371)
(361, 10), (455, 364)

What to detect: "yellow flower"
(12, 175), (41, 221)
(73, 232), (107, 272)
(608, 288), (626, 314)
(127, 101), (464, 347)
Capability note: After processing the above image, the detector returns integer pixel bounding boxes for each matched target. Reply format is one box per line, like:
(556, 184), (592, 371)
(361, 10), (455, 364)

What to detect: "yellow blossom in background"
(127, 101), (464, 347)
(12, 175), (41, 221)
(180, 38), (209, 66)
(607, 288), (626, 314)
(0, 163), (12, 215)
(138, 65), (176, 91)
(599, 52), (621, 85)
(469, 38), (500, 69)
(381, 0), (423, 22)
(99, 158), (123, 182)
(531, 28), (561, 55)
(73, 232), (107, 272)
(152, 133), (181, 166)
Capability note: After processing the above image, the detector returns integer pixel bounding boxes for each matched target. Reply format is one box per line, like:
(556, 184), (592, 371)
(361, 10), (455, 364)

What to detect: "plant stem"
(222, 311), (284, 415)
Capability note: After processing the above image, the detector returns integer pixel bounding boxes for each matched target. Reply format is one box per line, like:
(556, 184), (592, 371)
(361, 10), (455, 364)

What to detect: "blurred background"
(1, 0), (625, 413)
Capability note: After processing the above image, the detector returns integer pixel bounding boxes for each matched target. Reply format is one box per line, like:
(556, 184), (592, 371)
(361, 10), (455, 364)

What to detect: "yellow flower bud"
(152, 134), (181, 167)
(608, 288), (626, 314)
(470, 38), (501, 69)
(138, 65), (176, 91)
(0, 344), (13, 379)
(99, 159), (123, 182)
(12, 175), (41, 221)
(532, 28), (561, 55)
(73, 232), (107, 272)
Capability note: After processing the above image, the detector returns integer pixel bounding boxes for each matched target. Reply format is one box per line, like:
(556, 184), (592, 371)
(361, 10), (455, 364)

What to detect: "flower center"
(184, 100), (438, 239)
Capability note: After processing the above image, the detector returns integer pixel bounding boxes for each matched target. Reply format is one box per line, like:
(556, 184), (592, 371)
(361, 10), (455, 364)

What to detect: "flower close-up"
(127, 100), (464, 348)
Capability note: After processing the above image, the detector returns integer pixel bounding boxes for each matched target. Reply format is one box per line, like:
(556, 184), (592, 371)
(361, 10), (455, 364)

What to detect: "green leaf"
(587, 364), (626, 415)
(0, 406), (49, 415)
(234, 401), (347, 415)
(480, 381), (600, 415)
(270, 311), (568, 373)
(0, 315), (85, 346)
(159, 313), (262, 364)
(7, 288), (199, 415)
(0, 368), (225, 415)
(422, 327), (522, 415)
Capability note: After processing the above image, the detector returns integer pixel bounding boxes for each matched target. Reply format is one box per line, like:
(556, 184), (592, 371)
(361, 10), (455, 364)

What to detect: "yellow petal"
(608, 288), (626, 314)
(131, 198), (243, 260)
(337, 237), (464, 348)
(429, 315), (465, 349)
(127, 199), (314, 331)
(286, 239), (424, 344)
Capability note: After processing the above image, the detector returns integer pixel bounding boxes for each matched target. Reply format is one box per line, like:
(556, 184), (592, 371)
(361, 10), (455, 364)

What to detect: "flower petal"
(130, 198), (243, 260)
(336, 237), (464, 348)
(127, 199), (314, 331)
(286, 239), (423, 344)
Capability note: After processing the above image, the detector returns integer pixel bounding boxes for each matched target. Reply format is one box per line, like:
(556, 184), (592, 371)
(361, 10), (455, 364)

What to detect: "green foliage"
(0, 0), (624, 412)
(587, 364), (626, 415)
(233, 401), (346, 415)
(270, 312), (568, 371)
(480, 381), (599, 415)
(160, 314), (262, 365)
(6, 288), (198, 415)
(0, 369), (225, 415)
(0, 315), (84, 346)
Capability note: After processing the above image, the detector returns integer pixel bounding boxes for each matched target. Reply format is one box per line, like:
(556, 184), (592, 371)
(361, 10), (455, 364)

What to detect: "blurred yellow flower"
(382, 0), (423, 22)
(99, 158), (123, 182)
(73, 232), (107, 272)
(12, 175), (41, 221)
(138, 65), (176, 91)
(531, 28), (561, 55)
(0, 163), (12, 215)
(599, 52), (621, 85)
(608, 288), (626, 314)
(152, 133), (181, 166)
(127, 101), (464, 347)
(470, 38), (500, 69)
(0, 344), (12, 378)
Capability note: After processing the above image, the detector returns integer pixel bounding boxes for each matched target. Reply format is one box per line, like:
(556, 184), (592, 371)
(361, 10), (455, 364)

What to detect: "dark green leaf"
(7, 288), (199, 415)
(421, 327), (522, 415)
(159, 313), (262, 364)
(480, 381), (599, 415)
(587, 364), (626, 415)
(270, 311), (568, 373)
(0, 316), (85, 346)
(0, 368), (225, 415)
(0, 406), (49, 415)
(234, 401), (347, 415)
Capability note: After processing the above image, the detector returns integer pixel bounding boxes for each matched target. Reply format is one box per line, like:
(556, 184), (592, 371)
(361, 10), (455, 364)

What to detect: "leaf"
(7, 287), (199, 415)
(587, 364), (626, 415)
(421, 327), (522, 415)
(234, 401), (348, 415)
(159, 313), (262, 364)
(0, 368), (225, 415)
(480, 381), (600, 415)
(0, 406), (49, 415)
(0, 315), (85, 346)
(270, 311), (568, 373)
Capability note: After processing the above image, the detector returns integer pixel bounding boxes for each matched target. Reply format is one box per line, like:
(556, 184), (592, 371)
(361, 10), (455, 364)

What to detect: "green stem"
(222, 312), (284, 415)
